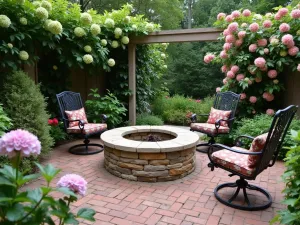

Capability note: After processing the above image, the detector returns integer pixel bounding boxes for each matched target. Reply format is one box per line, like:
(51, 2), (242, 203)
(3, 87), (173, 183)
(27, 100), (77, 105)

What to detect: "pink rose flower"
(249, 96), (257, 103)
(228, 22), (238, 33)
(282, 34), (294, 46)
(257, 39), (268, 47)
(278, 8), (289, 17)
(217, 13), (226, 20)
(235, 39), (243, 47)
(225, 15), (233, 22)
(297, 64), (300, 72)
(238, 31), (246, 39)
(221, 65), (228, 73)
(267, 70), (278, 78)
(264, 48), (269, 54)
(249, 23), (259, 32)
(231, 10), (241, 18)
(0, 129), (41, 158)
(249, 44), (258, 52)
(291, 9), (300, 19)
(242, 9), (251, 17)
(223, 29), (230, 36)
(288, 46), (299, 56)
(231, 65), (239, 73)
(236, 74), (245, 81)
(223, 43), (232, 51)
(254, 57), (266, 68)
(223, 78), (228, 84)
(266, 109), (275, 116)
(227, 71), (235, 79)
(240, 93), (246, 100)
(57, 174), (87, 196)
(263, 20), (272, 28)
(279, 23), (290, 33)
(216, 87), (221, 92)
(263, 92), (274, 101)
(220, 51), (228, 59)
(255, 77), (262, 83)
(225, 34), (236, 43)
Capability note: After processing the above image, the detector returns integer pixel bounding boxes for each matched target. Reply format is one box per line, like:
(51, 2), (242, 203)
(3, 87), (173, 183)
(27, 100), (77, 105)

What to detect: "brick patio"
(25, 138), (286, 225)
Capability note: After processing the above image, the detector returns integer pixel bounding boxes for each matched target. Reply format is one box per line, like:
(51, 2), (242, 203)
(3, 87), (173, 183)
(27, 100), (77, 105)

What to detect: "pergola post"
(128, 43), (136, 125)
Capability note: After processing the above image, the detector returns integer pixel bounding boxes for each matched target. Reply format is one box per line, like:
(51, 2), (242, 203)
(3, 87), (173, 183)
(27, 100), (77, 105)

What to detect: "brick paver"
(26, 139), (287, 224)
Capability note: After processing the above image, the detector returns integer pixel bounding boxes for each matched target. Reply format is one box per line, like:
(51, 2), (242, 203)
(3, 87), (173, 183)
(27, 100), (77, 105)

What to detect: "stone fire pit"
(100, 126), (199, 182)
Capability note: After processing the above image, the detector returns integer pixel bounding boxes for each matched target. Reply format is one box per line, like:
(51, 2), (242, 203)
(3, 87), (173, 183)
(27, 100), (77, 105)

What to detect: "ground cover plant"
(136, 113), (164, 126)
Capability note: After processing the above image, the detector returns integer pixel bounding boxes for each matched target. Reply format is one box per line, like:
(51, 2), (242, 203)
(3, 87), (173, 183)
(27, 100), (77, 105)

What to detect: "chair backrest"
(56, 91), (84, 130)
(255, 105), (298, 176)
(213, 91), (240, 128)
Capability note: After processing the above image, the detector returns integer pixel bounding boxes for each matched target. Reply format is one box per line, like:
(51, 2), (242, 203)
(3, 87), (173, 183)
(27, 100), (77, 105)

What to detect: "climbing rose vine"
(205, 5), (300, 116)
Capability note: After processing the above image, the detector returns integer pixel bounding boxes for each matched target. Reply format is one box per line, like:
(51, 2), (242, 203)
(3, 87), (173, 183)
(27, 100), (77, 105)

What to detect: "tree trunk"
(188, 0), (192, 29)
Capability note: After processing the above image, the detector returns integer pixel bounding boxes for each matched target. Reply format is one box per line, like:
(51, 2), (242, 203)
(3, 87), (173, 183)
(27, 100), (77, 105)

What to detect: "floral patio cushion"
(248, 133), (268, 168)
(67, 123), (107, 135)
(65, 107), (88, 128)
(207, 107), (231, 127)
(190, 123), (229, 136)
(212, 147), (256, 177)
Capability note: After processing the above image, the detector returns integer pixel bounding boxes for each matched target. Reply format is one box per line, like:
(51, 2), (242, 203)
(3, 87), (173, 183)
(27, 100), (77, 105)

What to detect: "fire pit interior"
(100, 126), (199, 182)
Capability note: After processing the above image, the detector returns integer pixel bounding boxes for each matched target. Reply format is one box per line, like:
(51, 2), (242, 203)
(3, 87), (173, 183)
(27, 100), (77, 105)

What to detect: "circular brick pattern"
(101, 126), (199, 182)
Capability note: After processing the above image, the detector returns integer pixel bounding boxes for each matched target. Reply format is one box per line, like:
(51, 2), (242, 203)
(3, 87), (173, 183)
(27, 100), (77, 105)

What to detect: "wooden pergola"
(128, 28), (222, 125)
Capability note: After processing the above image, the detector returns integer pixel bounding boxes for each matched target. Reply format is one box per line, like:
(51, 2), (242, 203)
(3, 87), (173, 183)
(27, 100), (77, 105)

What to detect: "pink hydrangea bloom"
(231, 10), (241, 18)
(0, 129), (41, 158)
(255, 77), (262, 83)
(297, 64), (300, 72)
(204, 54), (215, 63)
(248, 79), (253, 85)
(228, 22), (238, 33)
(249, 44), (258, 52)
(282, 34), (294, 46)
(223, 78), (228, 84)
(231, 65), (239, 73)
(223, 43), (232, 51)
(263, 92), (274, 101)
(249, 23), (259, 32)
(221, 65), (228, 73)
(263, 20), (272, 28)
(225, 34), (236, 43)
(267, 70), (277, 78)
(227, 71), (235, 79)
(254, 57), (266, 68)
(266, 109), (275, 116)
(279, 23), (290, 33)
(286, 41), (295, 49)
(223, 29), (230, 36)
(225, 15), (233, 22)
(288, 46), (299, 56)
(216, 87), (221, 92)
(240, 93), (246, 100)
(291, 9), (300, 19)
(278, 8), (289, 17)
(274, 13), (281, 20)
(236, 74), (245, 81)
(217, 13), (226, 20)
(260, 66), (268, 72)
(235, 39), (243, 47)
(220, 51), (228, 59)
(57, 174), (87, 196)
(238, 31), (246, 39)
(264, 48), (269, 54)
(249, 96), (257, 103)
(242, 9), (251, 17)
(257, 39), (268, 47)
(252, 110), (256, 114)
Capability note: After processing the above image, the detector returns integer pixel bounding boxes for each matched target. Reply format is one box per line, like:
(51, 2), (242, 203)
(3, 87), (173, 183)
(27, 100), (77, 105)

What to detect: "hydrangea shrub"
(204, 5), (300, 116)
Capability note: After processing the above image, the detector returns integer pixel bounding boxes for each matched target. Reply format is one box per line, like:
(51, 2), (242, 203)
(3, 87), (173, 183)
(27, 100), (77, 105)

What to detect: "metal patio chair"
(190, 91), (240, 153)
(56, 91), (107, 155)
(207, 105), (298, 210)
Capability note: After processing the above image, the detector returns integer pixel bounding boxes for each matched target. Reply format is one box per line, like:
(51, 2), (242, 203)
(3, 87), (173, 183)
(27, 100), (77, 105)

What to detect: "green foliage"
(49, 123), (67, 145)
(152, 94), (214, 125)
(0, 161), (95, 224)
(85, 88), (127, 128)
(272, 130), (300, 225)
(0, 104), (12, 136)
(136, 113), (164, 125)
(3, 70), (53, 156)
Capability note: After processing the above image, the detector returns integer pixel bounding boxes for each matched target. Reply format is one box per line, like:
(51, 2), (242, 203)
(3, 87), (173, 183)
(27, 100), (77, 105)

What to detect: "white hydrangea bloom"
(107, 58), (115, 67)
(83, 54), (93, 64)
(104, 18), (115, 28)
(163, 65), (168, 69)
(19, 17), (27, 25)
(161, 53), (166, 59)
(0, 15), (11, 28)
(7, 43), (13, 49)
(254, 14), (262, 20)
(162, 43), (169, 49)
(84, 45), (92, 53)
(74, 27), (86, 37)
(132, 24), (137, 30)
(114, 27), (122, 37)
(32, 1), (41, 7)
(111, 41), (119, 48)
(48, 20), (63, 35)
(80, 12), (92, 25)
(127, 4), (133, 12)
(41, 0), (52, 11)
(90, 24), (101, 35)
(121, 36), (129, 45)
(35, 7), (48, 20)
(19, 50), (29, 60)
(44, 19), (52, 30)
(101, 39), (107, 46)
(53, 65), (58, 70)
(145, 23), (154, 32)
(124, 16), (131, 23)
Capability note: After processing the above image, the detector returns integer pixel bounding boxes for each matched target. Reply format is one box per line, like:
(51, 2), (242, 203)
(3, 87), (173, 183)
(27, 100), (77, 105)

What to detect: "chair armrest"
(211, 143), (262, 155)
(215, 118), (235, 128)
(63, 118), (85, 132)
(190, 114), (209, 123)
(101, 114), (108, 123)
(234, 135), (255, 146)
